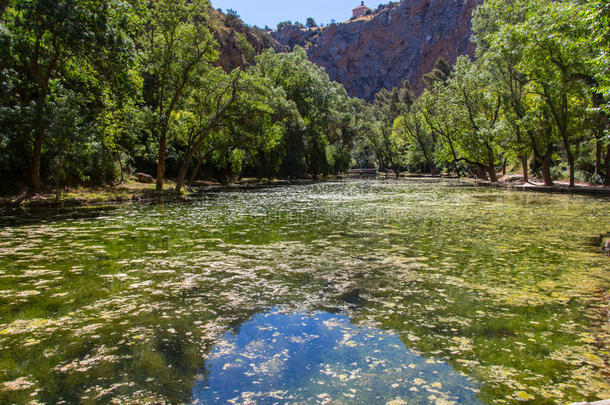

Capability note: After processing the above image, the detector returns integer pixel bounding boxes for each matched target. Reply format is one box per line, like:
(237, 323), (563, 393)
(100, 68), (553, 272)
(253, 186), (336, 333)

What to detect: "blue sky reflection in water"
(192, 309), (482, 404)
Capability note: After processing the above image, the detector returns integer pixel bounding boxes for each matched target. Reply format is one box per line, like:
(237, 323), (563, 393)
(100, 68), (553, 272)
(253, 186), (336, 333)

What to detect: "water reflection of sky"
(193, 308), (482, 404)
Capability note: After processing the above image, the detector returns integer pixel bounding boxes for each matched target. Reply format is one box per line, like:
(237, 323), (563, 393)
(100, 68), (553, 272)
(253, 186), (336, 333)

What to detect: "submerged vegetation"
(0, 180), (609, 403)
(0, 1), (609, 404)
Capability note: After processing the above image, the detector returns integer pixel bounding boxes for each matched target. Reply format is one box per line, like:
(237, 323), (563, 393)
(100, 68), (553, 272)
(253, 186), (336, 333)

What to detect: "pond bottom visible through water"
(193, 309), (481, 404)
(0, 180), (609, 404)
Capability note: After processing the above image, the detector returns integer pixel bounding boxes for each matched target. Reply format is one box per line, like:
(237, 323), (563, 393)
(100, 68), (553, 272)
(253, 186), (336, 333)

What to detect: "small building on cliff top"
(352, 1), (371, 19)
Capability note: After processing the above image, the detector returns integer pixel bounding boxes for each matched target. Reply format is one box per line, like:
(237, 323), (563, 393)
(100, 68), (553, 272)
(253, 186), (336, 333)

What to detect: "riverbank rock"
(499, 174), (526, 184)
(603, 238), (610, 256)
(134, 173), (155, 184)
(571, 400), (610, 405)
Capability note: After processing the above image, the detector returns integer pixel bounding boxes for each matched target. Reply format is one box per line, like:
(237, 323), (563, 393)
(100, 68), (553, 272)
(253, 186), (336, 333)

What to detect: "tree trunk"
(156, 130), (167, 192)
(175, 165), (187, 193)
(595, 140), (602, 176)
(566, 150), (575, 188)
(605, 145), (610, 187)
(541, 153), (553, 187)
(559, 123), (575, 187)
(30, 91), (49, 193)
(55, 160), (61, 202)
(116, 151), (124, 184)
(520, 154), (529, 183)
(30, 132), (44, 192)
(188, 159), (203, 186)
(502, 158), (507, 176)
(488, 151), (498, 182)
(488, 165), (499, 183)
(475, 166), (488, 180)
(176, 146), (201, 193)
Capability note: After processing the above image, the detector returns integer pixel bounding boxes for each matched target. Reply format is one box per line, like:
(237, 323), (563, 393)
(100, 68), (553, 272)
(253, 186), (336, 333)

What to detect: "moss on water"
(0, 179), (608, 404)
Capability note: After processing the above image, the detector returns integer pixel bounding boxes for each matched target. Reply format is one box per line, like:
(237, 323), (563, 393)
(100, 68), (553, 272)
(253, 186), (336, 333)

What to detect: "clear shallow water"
(193, 309), (481, 404)
(0, 179), (609, 404)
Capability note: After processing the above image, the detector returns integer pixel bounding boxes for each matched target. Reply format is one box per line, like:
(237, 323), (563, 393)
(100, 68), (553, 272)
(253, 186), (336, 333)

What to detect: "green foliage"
(250, 47), (356, 179)
(3, 0), (606, 192)
(361, 0), (609, 185)
(0, 0), (137, 191)
(422, 57), (452, 90)
(235, 32), (255, 60)
(393, 107), (437, 173)
(365, 81), (416, 175)
(276, 21), (291, 30)
(135, 0), (218, 190)
(0, 0), (364, 193)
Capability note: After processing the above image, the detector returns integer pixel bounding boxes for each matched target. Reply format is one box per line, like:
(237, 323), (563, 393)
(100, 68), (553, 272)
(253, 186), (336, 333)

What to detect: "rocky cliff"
(208, 8), (285, 72)
(272, 0), (481, 101)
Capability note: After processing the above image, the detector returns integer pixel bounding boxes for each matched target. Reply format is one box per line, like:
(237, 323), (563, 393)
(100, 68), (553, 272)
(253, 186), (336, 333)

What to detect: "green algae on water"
(0, 179), (609, 404)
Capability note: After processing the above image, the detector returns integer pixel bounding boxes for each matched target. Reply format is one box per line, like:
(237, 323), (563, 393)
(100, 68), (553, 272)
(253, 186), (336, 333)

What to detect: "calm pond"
(0, 179), (609, 404)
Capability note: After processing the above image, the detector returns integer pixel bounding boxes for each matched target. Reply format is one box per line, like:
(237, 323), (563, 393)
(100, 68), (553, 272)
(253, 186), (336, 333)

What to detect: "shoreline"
(466, 178), (610, 197)
(2, 176), (610, 215)
(0, 178), (336, 214)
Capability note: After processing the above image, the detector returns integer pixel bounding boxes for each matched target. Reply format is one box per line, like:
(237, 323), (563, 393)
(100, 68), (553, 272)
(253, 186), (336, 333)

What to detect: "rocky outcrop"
(134, 173), (155, 184)
(272, 0), (481, 101)
(208, 8), (285, 72)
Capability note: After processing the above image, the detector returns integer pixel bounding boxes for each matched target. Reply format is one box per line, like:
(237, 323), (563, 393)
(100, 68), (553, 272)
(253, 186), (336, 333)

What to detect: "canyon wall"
(272, 0), (481, 101)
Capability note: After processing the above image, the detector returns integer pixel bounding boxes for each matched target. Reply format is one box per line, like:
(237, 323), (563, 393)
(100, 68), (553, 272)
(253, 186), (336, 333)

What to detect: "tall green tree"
(519, 2), (591, 187)
(394, 107), (437, 174)
(137, 0), (218, 191)
(250, 47), (353, 179)
(446, 57), (506, 182)
(0, 0), (134, 191)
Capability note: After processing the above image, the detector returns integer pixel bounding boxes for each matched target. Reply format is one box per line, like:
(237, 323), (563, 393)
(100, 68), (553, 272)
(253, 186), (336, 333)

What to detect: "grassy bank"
(0, 180), (190, 212)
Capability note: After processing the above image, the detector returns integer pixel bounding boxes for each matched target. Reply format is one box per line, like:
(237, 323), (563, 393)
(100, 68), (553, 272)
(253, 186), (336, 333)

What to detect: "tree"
(306, 17), (317, 29)
(0, 0), (134, 191)
(394, 107), (437, 174)
(452, 57), (506, 181)
(518, 2), (591, 187)
(473, 4), (533, 183)
(418, 89), (465, 177)
(172, 69), (289, 191)
(422, 57), (452, 89)
(250, 47), (354, 179)
(277, 21), (291, 30)
(368, 81), (416, 176)
(172, 68), (240, 192)
(137, 0), (218, 191)
(473, 0), (609, 186)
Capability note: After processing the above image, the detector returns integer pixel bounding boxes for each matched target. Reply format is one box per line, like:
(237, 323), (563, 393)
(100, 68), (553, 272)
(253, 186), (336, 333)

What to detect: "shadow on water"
(0, 205), (121, 228)
(192, 308), (482, 404)
(0, 181), (321, 228)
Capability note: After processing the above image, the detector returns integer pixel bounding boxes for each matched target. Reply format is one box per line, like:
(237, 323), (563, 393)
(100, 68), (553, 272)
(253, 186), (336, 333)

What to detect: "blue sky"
(210, 0), (385, 29)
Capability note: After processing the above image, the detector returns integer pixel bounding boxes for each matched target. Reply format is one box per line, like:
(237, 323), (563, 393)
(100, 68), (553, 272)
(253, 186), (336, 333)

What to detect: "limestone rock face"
(209, 8), (285, 72)
(272, 0), (481, 101)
